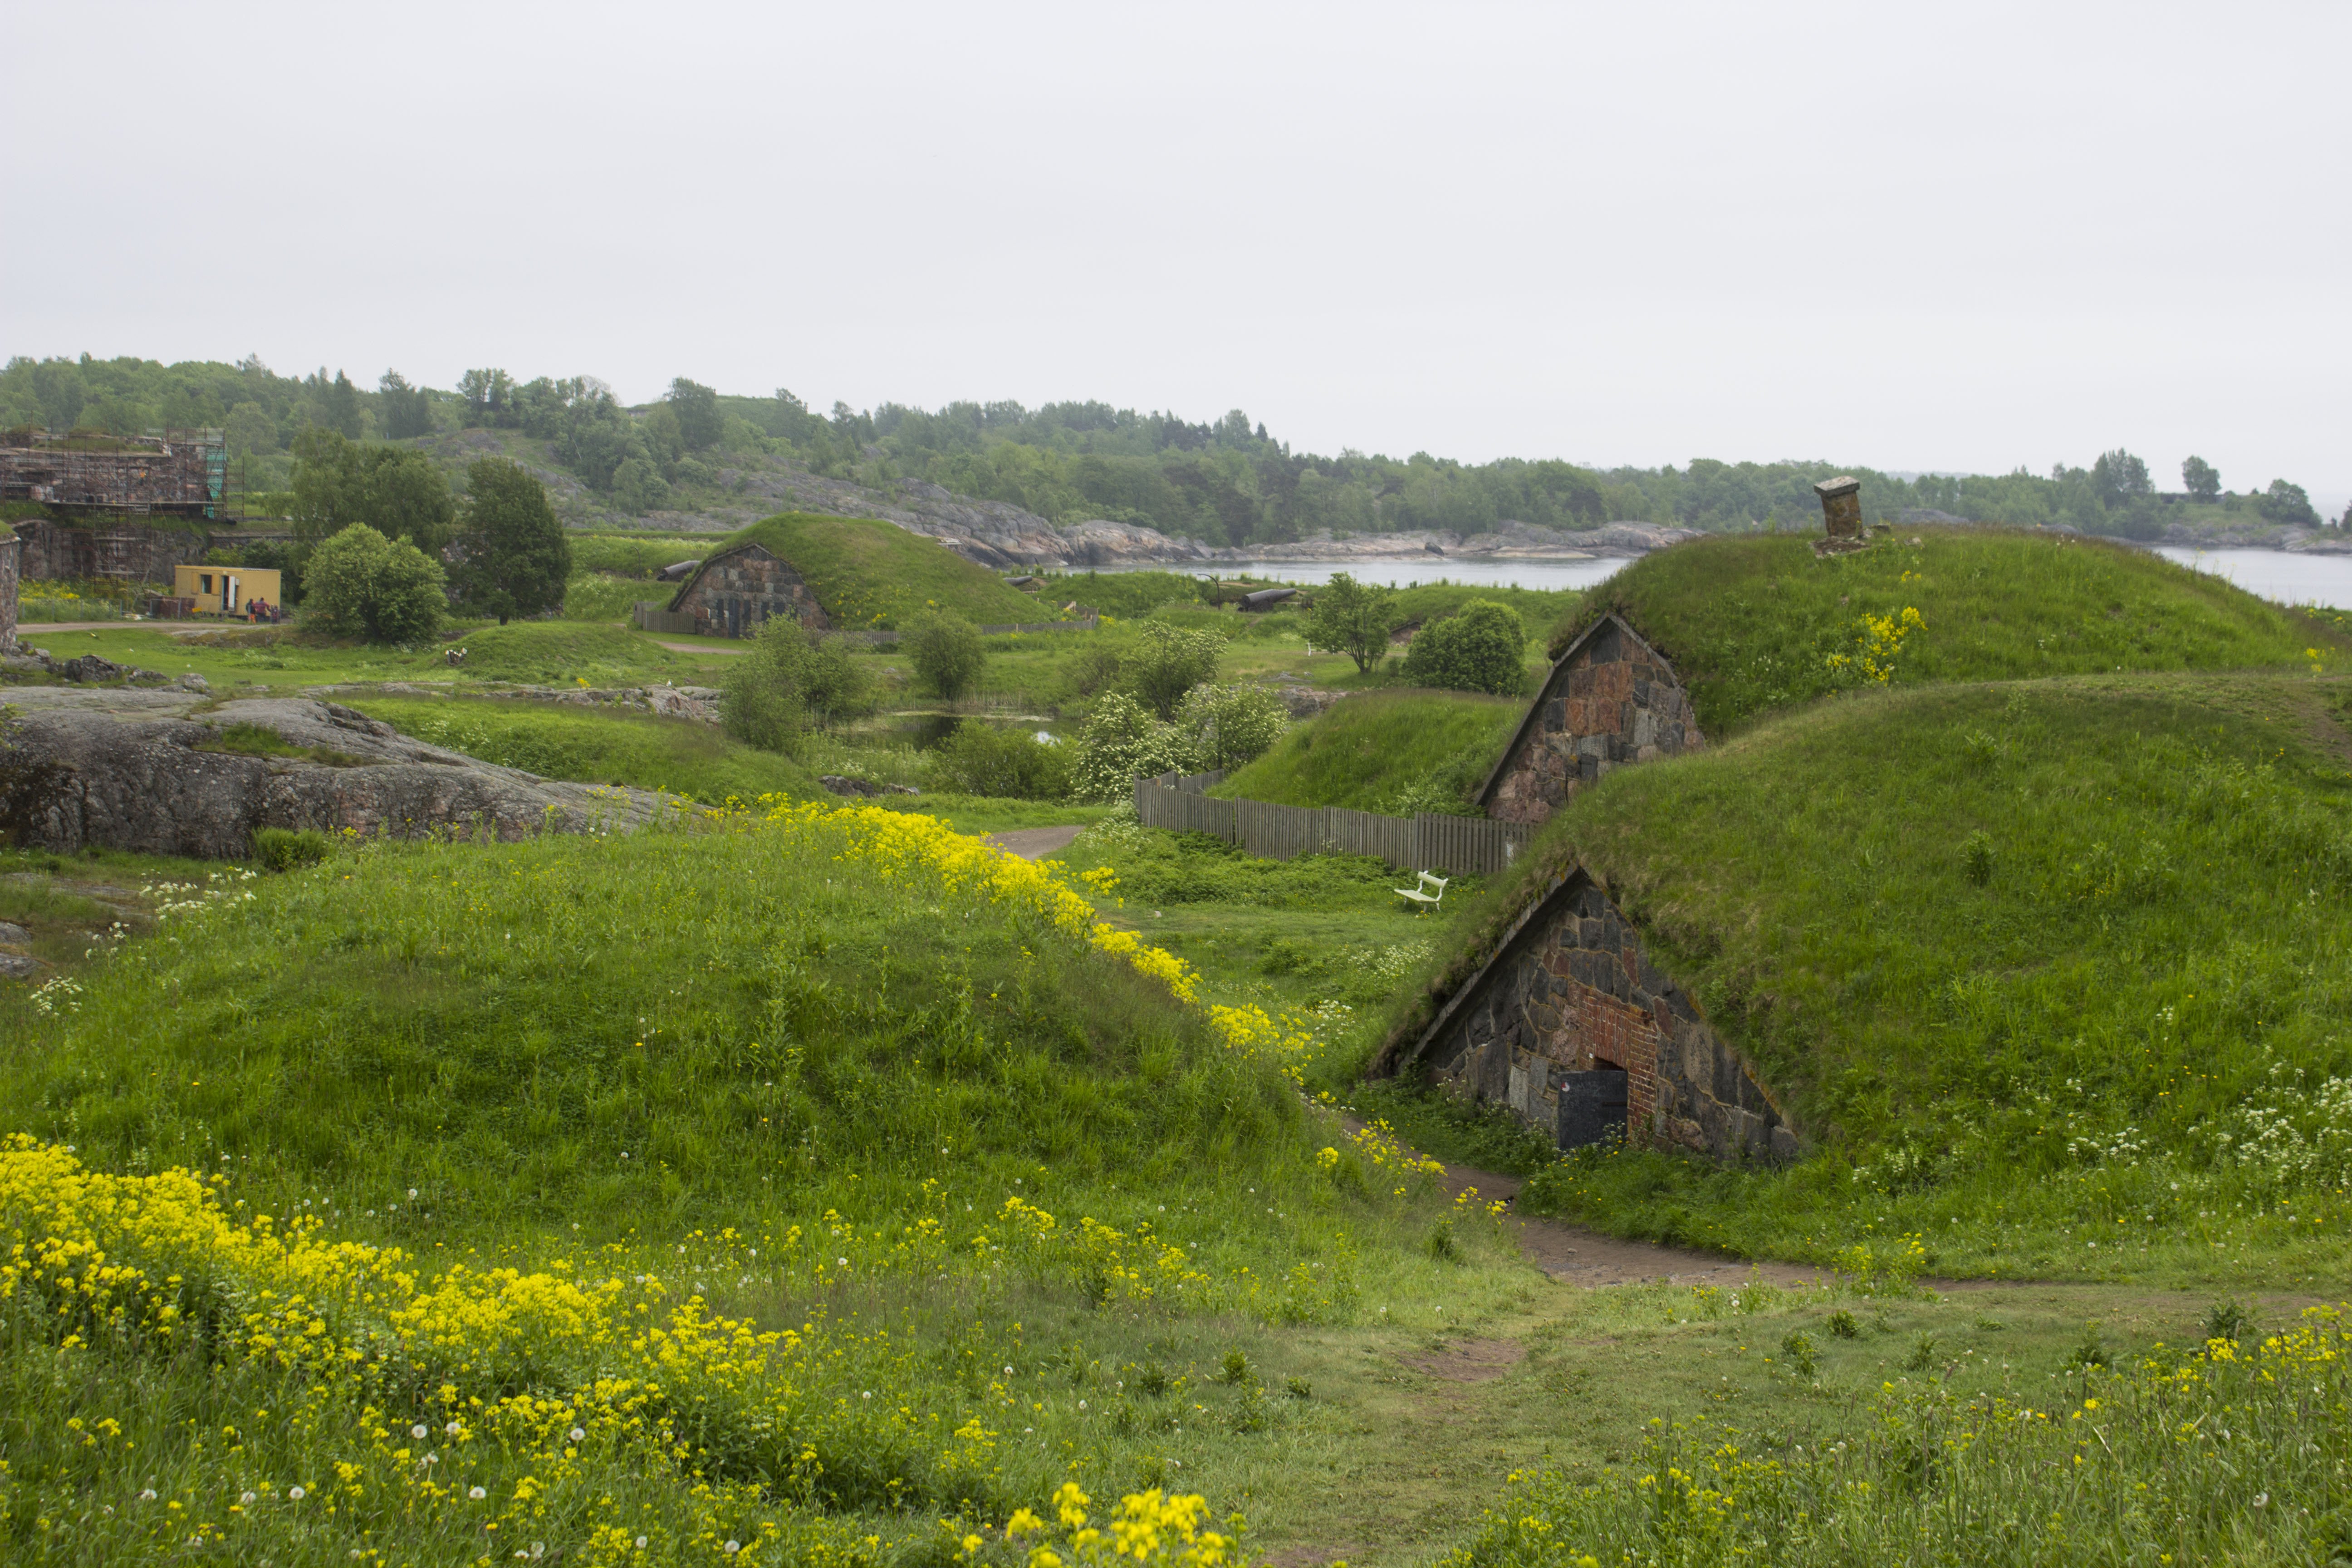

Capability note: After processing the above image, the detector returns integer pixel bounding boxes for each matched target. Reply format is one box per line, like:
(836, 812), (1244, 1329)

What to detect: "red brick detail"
(1546, 977), (1661, 1139)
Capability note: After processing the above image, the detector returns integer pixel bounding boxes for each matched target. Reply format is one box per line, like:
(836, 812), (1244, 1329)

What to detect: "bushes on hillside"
(924, 722), (1070, 799)
(721, 619), (873, 755)
(1068, 685), (1287, 800)
(907, 612), (986, 699)
(301, 524), (446, 643)
(1172, 682), (1288, 772)
(1402, 599), (1529, 696)
(1126, 621), (1228, 717)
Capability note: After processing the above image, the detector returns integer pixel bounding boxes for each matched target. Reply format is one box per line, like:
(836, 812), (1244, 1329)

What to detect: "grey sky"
(5, 1), (2345, 510)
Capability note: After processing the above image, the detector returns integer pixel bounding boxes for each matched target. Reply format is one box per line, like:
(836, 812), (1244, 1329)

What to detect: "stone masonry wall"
(1480, 614), (1703, 827)
(12, 518), (214, 585)
(0, 525), (19, 654)
(670, 545), (831, 639)
(1404, 871), (1796, 1165)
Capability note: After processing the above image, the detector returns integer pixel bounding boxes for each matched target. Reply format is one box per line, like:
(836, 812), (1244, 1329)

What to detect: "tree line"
(3, 354), (2338, 544)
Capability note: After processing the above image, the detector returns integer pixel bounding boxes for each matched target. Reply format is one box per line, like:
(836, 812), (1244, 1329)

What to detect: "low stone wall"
(1478, 613), (1703, 826)
(1391, 868), (1796, 1165)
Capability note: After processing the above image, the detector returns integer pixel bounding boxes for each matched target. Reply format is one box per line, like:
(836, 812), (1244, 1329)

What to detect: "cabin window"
(199, 574), (213, 593)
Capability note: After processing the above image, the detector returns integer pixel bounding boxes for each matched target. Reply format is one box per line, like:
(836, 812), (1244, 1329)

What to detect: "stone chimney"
(1813, 476), (1862, 540)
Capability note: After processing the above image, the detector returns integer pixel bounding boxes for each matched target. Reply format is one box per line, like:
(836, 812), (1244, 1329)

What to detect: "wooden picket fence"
(1133, 770), (1532, 877)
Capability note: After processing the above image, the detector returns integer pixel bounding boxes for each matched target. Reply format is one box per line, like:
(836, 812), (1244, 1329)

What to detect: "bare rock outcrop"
(0, 695), (675, 860)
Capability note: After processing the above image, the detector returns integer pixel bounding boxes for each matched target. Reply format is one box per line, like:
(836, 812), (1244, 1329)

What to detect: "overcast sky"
(5, 1), (2345, 510)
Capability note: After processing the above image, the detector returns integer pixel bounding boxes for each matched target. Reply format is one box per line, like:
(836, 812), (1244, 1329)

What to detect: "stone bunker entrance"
(1382, 867), (1795, 1166)
(1476, 612), (1703, 827)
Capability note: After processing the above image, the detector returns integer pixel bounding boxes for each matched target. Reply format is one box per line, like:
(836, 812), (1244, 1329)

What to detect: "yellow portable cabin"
(171, 564), (283, 618)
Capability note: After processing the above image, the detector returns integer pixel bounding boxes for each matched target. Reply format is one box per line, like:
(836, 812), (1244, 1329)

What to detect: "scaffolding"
(0, 426), (227, 519)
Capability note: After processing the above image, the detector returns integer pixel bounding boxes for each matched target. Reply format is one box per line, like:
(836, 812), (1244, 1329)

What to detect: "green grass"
(1586, 527), (2347, 734)
(348, 695), (820, 803)
(1387, 672), (2352, 1288)
(728, 513), (1042, 629)
(444, 622), (694, 686)
(1210, 690), (1524, 813)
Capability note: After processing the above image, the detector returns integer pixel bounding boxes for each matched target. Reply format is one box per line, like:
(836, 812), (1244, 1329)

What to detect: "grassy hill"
(1210, 690), (1524, 813)
(1581, 527), (2346, 735)
(727, 512), (1043, 629)
(1385, 669), (2352, 1283)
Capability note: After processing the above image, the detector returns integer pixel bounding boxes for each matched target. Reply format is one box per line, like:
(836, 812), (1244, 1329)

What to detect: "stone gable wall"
(1482, 616), (1703, 826)
(1412, 873), (1796, 1165)
(671, 546), (830, 639)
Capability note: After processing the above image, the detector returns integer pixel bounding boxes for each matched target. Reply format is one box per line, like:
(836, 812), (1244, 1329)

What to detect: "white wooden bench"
(1394, 871), (1448, 911)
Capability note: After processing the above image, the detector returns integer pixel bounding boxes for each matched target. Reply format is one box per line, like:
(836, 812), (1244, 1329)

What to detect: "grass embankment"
(0, 803), (1496, 1562)
(350, 695), (820, 803)
(1389, 673), (2352, 1288)
(1209, 691), (1524, 814)
(728, 514), (1042, 629)
(1585, 528), (2346, 734)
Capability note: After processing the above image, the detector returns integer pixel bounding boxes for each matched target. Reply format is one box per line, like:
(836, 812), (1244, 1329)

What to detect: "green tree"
(611, 458), (670, 514)
(458, 369), (516, 428)
(290, 429), (457, 554)
(1171, 682), (1287, 771)
(321, 370), (363, 439)
(906, 612), (986, 699)
(1401, 599), (1529, 696)
(720, 619), (872, 754)
(1124, 620), (1227, 717)
(302, 524), (446, 643)
(452, 459), (571, 624)
(224, 401), (277, 456)
(2255, 479), (2320, 527)
(2181, 455), (2220, 503)
(378, 371), (435, 440)
(1306, 571), (1399, 673)
(669, 378), (722, 452)
(2090, 449), (2153, 508)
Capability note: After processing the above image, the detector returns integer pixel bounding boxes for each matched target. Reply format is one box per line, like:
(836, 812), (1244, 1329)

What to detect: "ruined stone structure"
(10, 516), (216, 584)
(0, 522), (19, 654)
(664, 544), (831, 639)
(1814, 475), (1862, 539)
(1477, 614), (1703, 827)
(1388, 869), (1796, 1164)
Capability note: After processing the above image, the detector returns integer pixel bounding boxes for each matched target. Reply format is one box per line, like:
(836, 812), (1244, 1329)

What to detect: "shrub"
(1068, 692), (1200, 803)
(1401, 599), (1529, 696)
(721, 620), (873, 755)
(1171, 683), (1287, 772)
(924, 723), (1070, 800)
(250, 827), (330, 872)
(906, 612), (986, 699)
(1126, 621), (1227, 718)
(299, 524), (447, 644)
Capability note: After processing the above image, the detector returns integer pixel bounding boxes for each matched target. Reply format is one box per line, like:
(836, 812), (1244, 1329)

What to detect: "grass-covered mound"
(1208, 690), (1523, 813)
(1389, 672), (2352, 1285)
(727, 513), (1042, 629)
(1580, 528), (2343, 734)
(351, 694), (820, 802)
(2, 804), (1463, 1559)
(443, 620), (688, 684)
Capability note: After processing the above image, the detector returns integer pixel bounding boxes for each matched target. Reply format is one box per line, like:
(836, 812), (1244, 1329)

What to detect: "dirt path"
(653, 641), (750, 656)
(985, 824), (1088, 860)
(1350, 1117), (1825, 1289)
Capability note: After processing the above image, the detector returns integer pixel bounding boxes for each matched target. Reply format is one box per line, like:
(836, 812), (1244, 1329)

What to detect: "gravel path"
(984, 824), (1088, 860)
